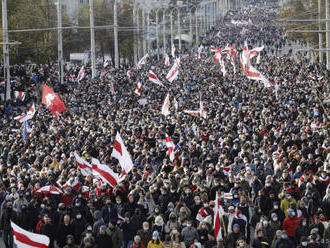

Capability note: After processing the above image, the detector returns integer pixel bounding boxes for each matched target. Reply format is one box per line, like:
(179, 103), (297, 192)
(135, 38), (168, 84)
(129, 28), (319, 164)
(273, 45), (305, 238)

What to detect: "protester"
(0, 1), (329, 248)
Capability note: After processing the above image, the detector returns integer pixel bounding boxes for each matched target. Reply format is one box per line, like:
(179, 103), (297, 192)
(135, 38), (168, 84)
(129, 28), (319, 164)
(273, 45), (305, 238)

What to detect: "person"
(63, 234), (77, 248)
(137, 221), (152, 246)
(56, 214), (75, 248)
(282, 209), (299, 240)
(101, 198), (118, 224)
(95, 225), (112, 248)
(147, 231), (163, 248)
(129, 235), (145, 248)
(252, 229), (270, 248)
(274, 231), (294, 248)
(107, 221), (123, 248)
(294, 218), (310, 245)
(0, 202), (15, 248)
(226, 224), (245, 248)
(181, 219), (199, 247)
(39, 215), (56, 248)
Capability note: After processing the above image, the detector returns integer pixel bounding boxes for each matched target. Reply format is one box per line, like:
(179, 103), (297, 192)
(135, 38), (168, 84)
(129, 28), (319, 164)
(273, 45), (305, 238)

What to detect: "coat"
(95, 233), (112, 248)
(282, 217), (299, 237)
(107, 226), (123, 248)
(40, 223), (56, 248)
(137, 229), (152, 246)
(100, 204), (118, 224)
(56, 223), (75, 248)
(274, 237), (294, 248)
(181, 226), (199, 247)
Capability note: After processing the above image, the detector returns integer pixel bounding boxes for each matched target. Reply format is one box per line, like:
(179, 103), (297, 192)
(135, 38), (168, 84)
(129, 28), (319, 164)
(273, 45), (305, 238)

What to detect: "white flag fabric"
(135, 82), (142, 95)
(74, 153), (93, 176)
(198, 45), (203, 59)
(126, 68), (131, 79)
(200, 95), (207, 119)
(166, 63), (179, 82)
(91, 158), (120, 187)
(149, 71), (164, 86)
(161, 93), (171, 116)
(11, 221), (50, 248)
(137, 54), (149, 69)
(77, 66), (85, 82)
(173, 97), (178, 110)
(164, 54), (170, 66)
(165, 134), (175, 162)
(111, 132), (134, 177)
(214, 194), (224, 241)
(14, 91), (26, 101)
(14, 104), (36, 123)
(171, 44), (176, 57)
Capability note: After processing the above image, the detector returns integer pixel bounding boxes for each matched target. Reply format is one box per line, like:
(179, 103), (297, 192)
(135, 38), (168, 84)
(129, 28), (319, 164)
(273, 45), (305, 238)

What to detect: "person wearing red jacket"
(282, 208), (299, 239)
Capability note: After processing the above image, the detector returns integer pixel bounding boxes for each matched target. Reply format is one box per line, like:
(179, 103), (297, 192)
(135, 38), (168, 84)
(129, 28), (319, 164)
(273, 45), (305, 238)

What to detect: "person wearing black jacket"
(56, 214), (75, 248)
(95, 225), (112, 248)
(294, 218), (310, 245)
(40, 215), (56, 248)
(0, 202), (16, 248)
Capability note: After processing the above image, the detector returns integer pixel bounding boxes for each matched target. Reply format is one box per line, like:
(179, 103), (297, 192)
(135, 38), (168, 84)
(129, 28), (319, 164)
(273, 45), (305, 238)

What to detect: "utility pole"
(163, 9), (166, 55)
(156, 9), (159, 60)
(147, 11), (150, 53)
(178, 8), (181, 50)
(189, 10), (193, 39)
(326, 0), (330, 69)
(318, 0), (323, 64)
(57, 0), (64, 85)
(2, 0), (10, 101)
(142, 8), (146, 55)
(170, 11), (173, 50)
(114, 0), (119, 68)
(133, 3), (137, 64)
(89, 0), (96, 78)
(137, 7), (141, 59)
(196, 10), (199, 46)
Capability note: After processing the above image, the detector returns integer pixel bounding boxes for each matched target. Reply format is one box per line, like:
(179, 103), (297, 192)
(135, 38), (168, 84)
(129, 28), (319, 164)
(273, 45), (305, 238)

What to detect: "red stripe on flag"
(12, 229), (48, 248)
(91, 164), (117, 187)
(113, 140), (123, 156)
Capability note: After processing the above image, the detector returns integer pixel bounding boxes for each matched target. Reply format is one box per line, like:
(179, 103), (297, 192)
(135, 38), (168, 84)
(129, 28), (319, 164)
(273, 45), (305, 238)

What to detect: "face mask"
(41, 204), (45, 209)
(239, 243), (245, 247)
(263, 220), (268, 226)
(274, 205), (278, 209)
(143, 227), (149, 231)
(291, 212), (296, 217)
(116, 200), (121, 204)
(186, 223), (191, 227)
(203, 203), (209, 207)
(281, 235), (287, 239)
(195, 200), (201, 204)
(287, 195), (291, 200)
(272, 217), (278, 222)
(301, 242), (307, 246)
(76, 215), (82, 219)
(302, 222), (306, 226)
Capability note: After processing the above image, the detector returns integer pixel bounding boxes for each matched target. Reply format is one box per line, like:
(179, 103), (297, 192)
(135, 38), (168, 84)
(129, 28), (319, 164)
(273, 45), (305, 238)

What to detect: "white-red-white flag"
(161, 93), (171, 116)
(127, 67), (131, 80)
(137, 54), (149, 69)
(166, 63), (179, 82)
(14, 91), (26, 101)
(171, 44), (176, 57)
(135, 82), (142, 96)
(246, 62), (270, 87)
(200, 95), (207, 119)
(41, 84), (66, 118)
(149, 70), (164, 86)
(173, 97), (178, 110)
(165, 134), (175, 162)
(109, 82), (115, 94)
(214, 194), (224, 241)
(91, 158), (120, 187)
(74, 153), (93, 176)
(164, 54), (170, 66)
(62, 178), (81, 192)
(103, 59), (111, 68)
(11, 221), (50, 248)
(77, 66), (85, 82)
(14, 104), (36, 123)
(198, 45), (203, 59)
(111, 132), (134, 177)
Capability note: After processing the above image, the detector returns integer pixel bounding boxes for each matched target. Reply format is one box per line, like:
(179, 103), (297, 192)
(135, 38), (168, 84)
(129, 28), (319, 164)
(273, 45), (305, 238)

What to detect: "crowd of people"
(0, 1), (329, 248)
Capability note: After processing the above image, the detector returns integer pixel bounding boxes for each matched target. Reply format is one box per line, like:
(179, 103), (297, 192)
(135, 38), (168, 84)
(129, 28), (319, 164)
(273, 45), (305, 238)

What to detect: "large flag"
(127, 67), (131, 80)
(62, 178), (81, 192)
(135, 82), (142, 96)
(149, 71), (164, 86)
(11, 221), (50, 248)
(42, 84), (66, 118)
(14, 91), (26, 101)
(74, 153), (93, 176)
(136, 54), (149, 69)
(111, 132), (134, 177)
(91, 158), (120, 187)
(161, 93), (170, 116)
(14, 104), (36, 123)
(23, 120), (32, 142)
(166, 63), (179, 82)
(77, 66), (85, 81)
(214, 194), (224, 241)
(164, 54), (170, 66)
(165, 134), (175, 162)
(245, 62), (270, 87)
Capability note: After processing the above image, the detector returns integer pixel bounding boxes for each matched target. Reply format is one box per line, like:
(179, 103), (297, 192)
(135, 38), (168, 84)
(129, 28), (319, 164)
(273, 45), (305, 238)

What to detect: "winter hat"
(94, 210), (101, 220)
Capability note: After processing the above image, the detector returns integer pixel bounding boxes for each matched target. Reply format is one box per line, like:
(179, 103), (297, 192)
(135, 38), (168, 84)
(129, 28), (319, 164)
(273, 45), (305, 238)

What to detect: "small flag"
(77, 66), (85, 81)
(161, 93), (170, 116)
(41, 84), (66, 118)
(23, 120), (32, 142)
(135, 82), (142, 96)
(14, 91), (26, 101)
(149, 70), (164, 86)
